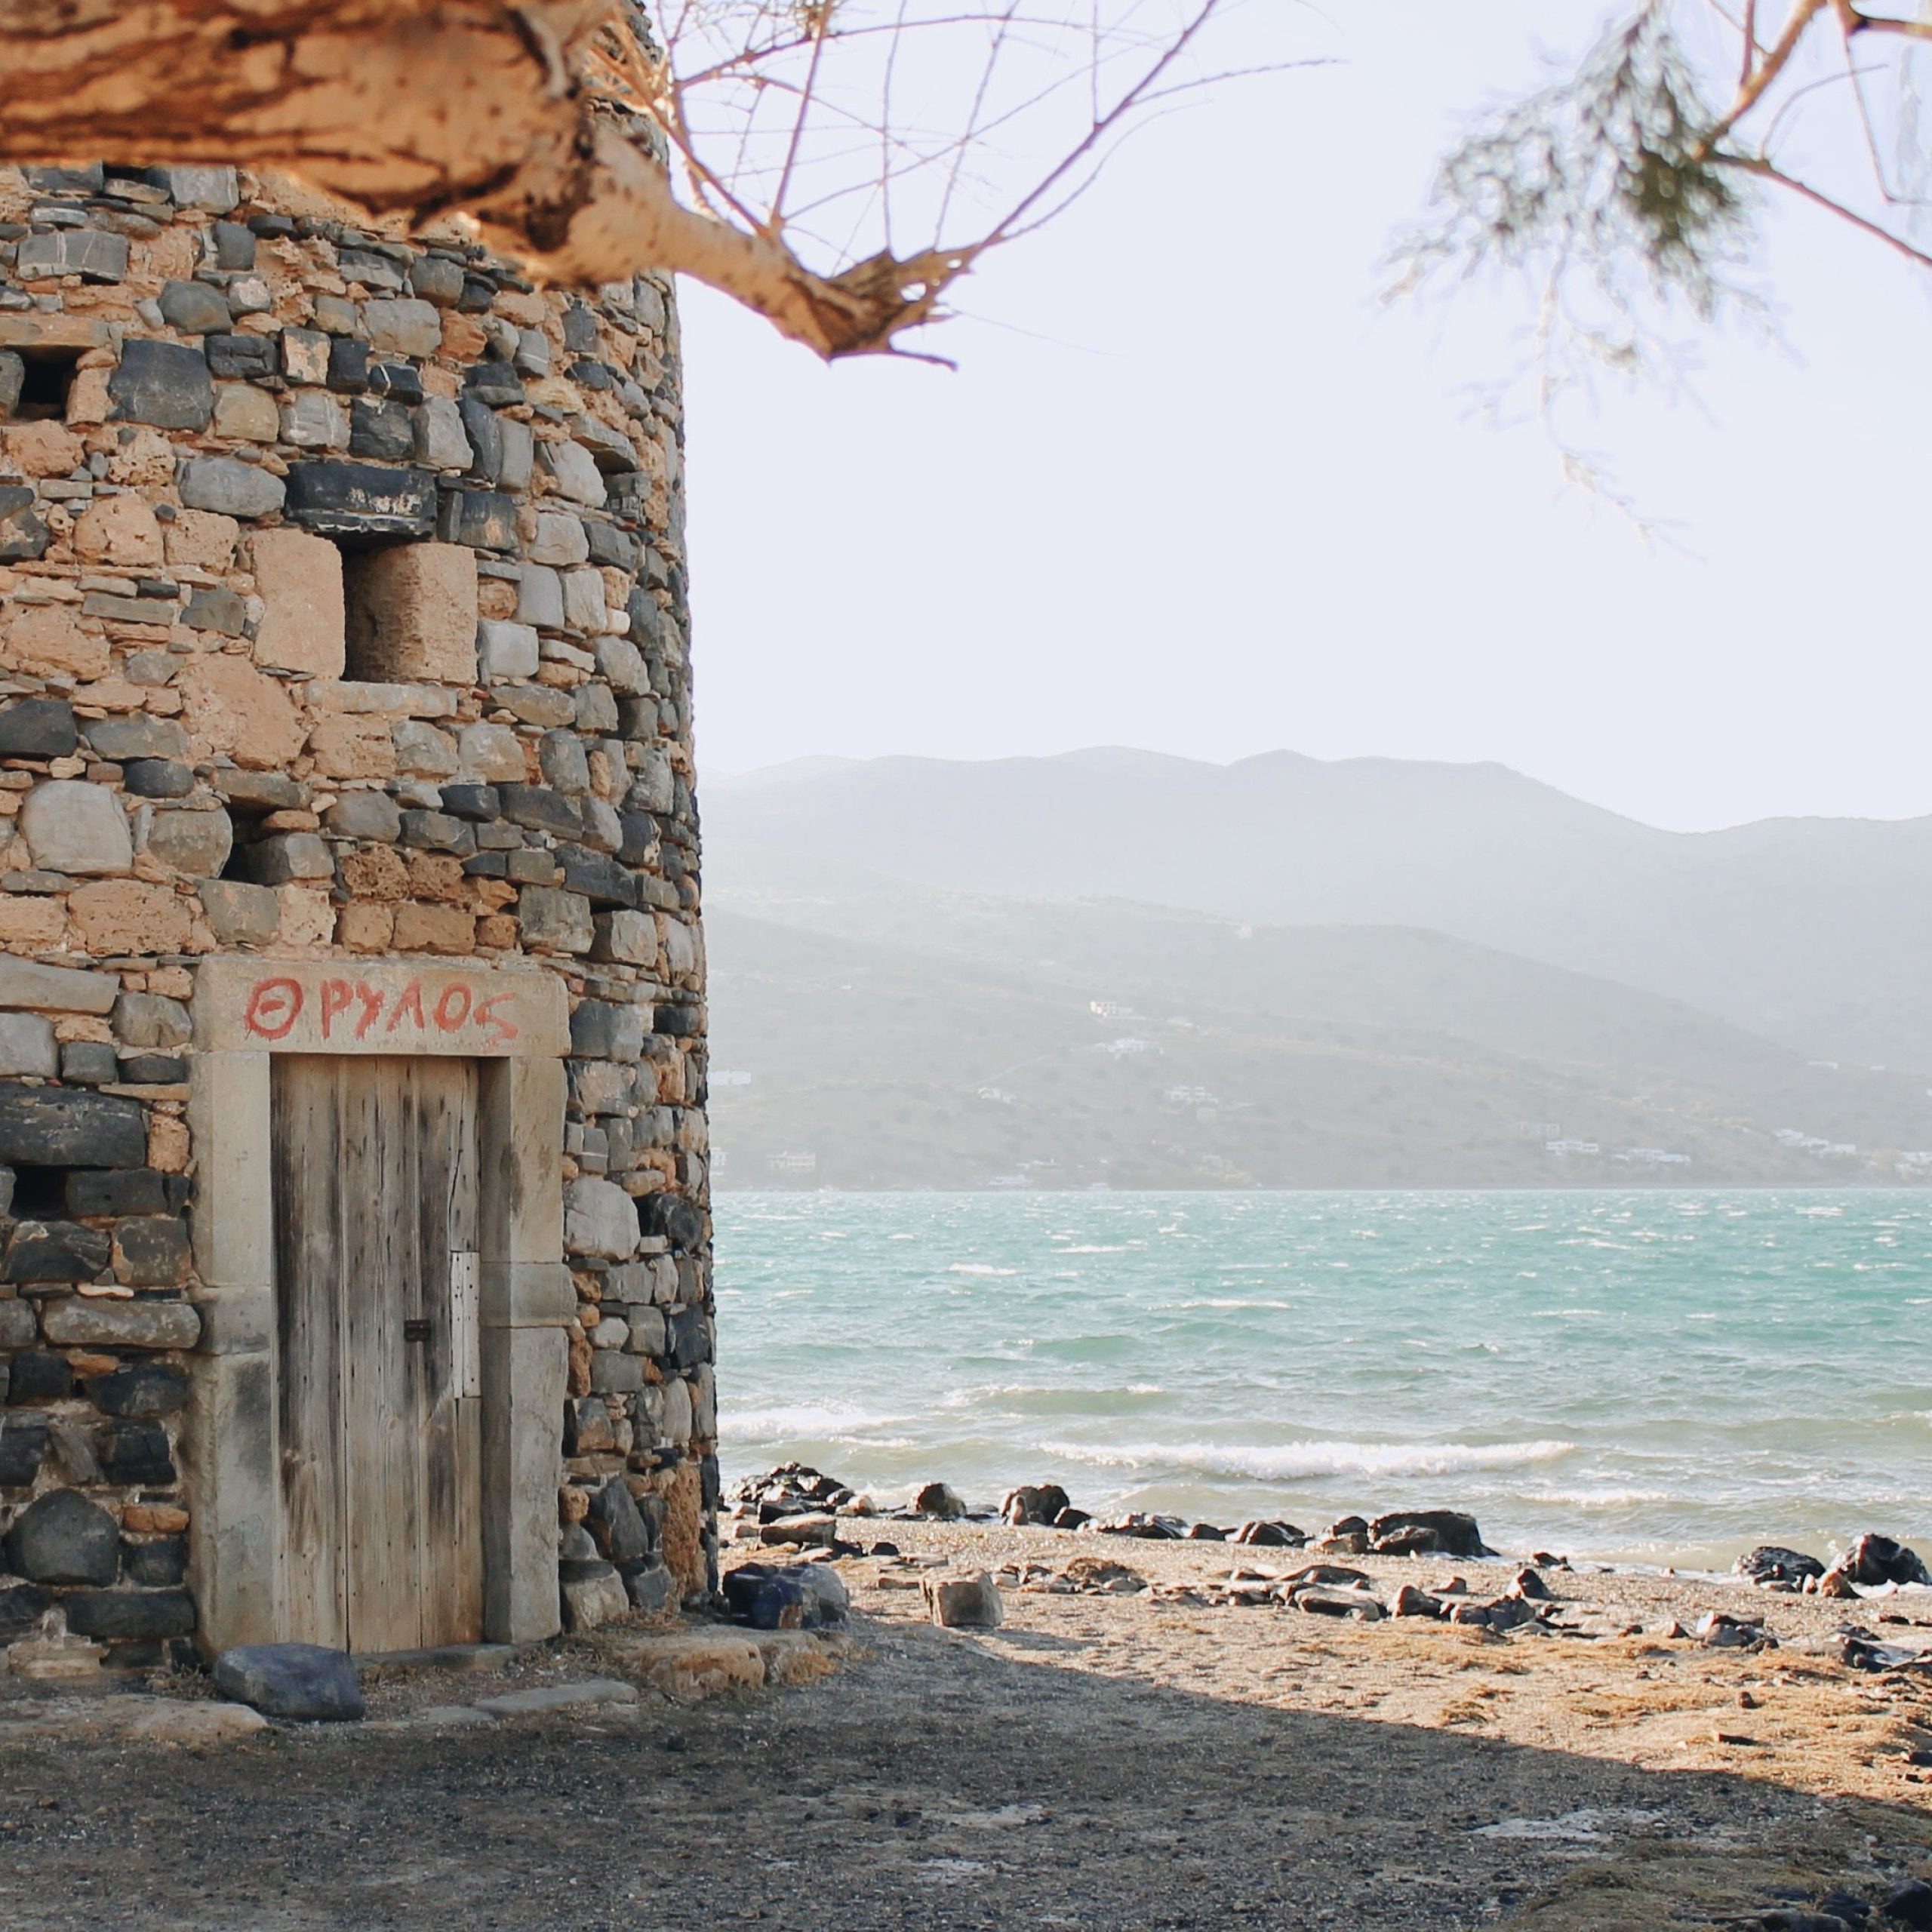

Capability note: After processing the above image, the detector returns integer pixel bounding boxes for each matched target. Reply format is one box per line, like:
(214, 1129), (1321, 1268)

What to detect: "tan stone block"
(305, 711), (395, 780)
(392, 901), (475, 954)
(66, 367), (110, 426)
(103, 429), (176, 488)
(344, 542), (478, 685)
(338, 845), (409, 900)
(5, 420), (85, 478)
(275, 884), (335, 949)
(439, 312), (488, 361)
(406, 852), (466, 901)
(0, 898), (66, 948)
(122, 1503), (191, 1534)
(165, 509), (240, 572)
(149, 965), (192, 999)
(7, 604), (110, 680)
(475, 912), (518, 949)
(140, 226), (199, 285)
(250, 528), (345, 676)
(177, 654), (304, 769)
(53, 1017), (113, 1044)
(477, 577), (518, 621)
(337, 902), (395, 952)
(214, 383), (279, 443)
(69, 880), (192, 955)
(148, 1112), (189, 1173)
(71, 492), (165, 569)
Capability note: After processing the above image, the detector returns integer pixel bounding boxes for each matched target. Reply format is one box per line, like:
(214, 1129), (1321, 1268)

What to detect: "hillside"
(702, 863), (1932, 1190)
(703, 749), (1932, 1069)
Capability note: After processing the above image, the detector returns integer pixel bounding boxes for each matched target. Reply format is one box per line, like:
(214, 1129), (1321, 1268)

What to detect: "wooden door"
(271, 1056), (483, 1654)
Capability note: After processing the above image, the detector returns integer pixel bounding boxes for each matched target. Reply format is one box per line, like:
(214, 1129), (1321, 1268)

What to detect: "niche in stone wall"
(342, 540), (479, 686)
(7, 346), (82, 422)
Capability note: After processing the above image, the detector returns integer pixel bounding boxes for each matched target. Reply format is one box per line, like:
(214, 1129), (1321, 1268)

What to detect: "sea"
(714, 1189), (1932, 1571)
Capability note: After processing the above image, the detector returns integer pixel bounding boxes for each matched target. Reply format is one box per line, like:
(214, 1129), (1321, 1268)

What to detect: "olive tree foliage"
(1394, 1), (1932, 503)
(0, 0), (1292, 361)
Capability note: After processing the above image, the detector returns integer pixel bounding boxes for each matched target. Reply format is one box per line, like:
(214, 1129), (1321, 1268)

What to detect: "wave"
(946, 1263), (1019, 1277)
(1038, 1436), (1577, 1482)
(721, 1401), (912, 1444)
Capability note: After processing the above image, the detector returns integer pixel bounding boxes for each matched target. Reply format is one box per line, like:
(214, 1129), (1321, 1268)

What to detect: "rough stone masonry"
(0, 158), (713, 1671)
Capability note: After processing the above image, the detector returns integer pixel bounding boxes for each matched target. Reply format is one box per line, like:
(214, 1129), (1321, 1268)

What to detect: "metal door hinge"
(450, 1251), (480, 1398)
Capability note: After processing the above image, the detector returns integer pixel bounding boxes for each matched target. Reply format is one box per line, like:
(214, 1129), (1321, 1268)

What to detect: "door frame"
(184, 958), (574, 1655)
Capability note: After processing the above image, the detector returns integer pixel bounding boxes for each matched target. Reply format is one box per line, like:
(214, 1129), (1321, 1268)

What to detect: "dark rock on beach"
(1001, 1484), (1069, 1527)
(1832, 1534), (1931, 1589)
(1737, 1545), (1826, 1587)
(1368, 1509), (1490, 1558)
(1234, 1520), (1305, 1547)
(913, 1481), (967, 1520)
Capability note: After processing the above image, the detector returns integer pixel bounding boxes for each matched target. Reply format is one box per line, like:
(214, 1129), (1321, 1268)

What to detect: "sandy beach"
(0, 1518), (1928, 1929)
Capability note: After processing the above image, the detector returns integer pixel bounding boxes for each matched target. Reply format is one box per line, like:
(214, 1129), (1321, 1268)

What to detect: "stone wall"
(0, 161), (712, 1669)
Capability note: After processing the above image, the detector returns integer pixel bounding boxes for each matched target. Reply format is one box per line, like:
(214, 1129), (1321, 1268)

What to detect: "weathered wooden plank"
(272, 1059), (347, 1650)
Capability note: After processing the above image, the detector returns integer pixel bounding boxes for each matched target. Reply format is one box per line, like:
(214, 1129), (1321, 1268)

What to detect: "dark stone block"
(700, 1452), (721, 1512)
(563, 303), (598, 352)
(640, 1192), (704, 1254)
(214, 1642), (365, 1721)
(247, 211), (297, 238)
(23, 164), (103, 195)
(59, 1041), (118, 1087)
(85, 714), (188, 762)
(99, 1420), (175, 1485)
(667, 1304), (712, 1370)
(499, 783), (582, 839)
(435, 488), (518, 552)
(463, 360), (524, 406)
(4, 1220), (112, 1284)
(183, 584), (248, 635)
(570, 359), (614, 392)
(6, 1488), (117, 1584)
(118, 1054), (186, 1084)
(112, 1217), (190, 1286)
(88, 1362), (189, 1417)
(0, 1087), (146, 1169)
(624, 1562), (677, 1618)
(0, 1583), (51, 1639)
(458, 396), (503, 479)
(203, 333), (277, 380)
(64, 1588), (195, 1641)
(626, 586), (664, 650)
(326, 335), (370, 392)
(570, 1000), (644, 1062)
(122, 758), (195, 800)
(109, 340), (215, 429)
(348, 398), (415, 463)
(437, 783), (500, 822)
(283, 461), (436, 539)
(6, 1352), (72, 1404)
(0, 1415), (47, 1487)
(462, 851), (507, 879)
(398, 810), (474, 856)
(121, 1536), (188, 1586)
(211, 220), (256, 270)
(617, 814), (658, 867)
(584, 521), (639, 572)
(558, 845), (638, 909)
(366, 361), (424, 404)
(65, 1168), (168, 1217)
(0, 697), (76, 759)
(157, 278), (232, 335)
(0, 486), (50, 563)
(654, 1004), (702, 1038)
(586, 1476), (652, 1561)
(458, 275), (497, 313)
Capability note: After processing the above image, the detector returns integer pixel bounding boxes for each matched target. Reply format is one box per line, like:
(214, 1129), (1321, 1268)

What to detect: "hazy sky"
(679, 2), (1932, 835)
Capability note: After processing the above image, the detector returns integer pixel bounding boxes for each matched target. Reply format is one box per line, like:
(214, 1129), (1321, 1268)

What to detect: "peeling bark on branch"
(0, 0), (952, 358)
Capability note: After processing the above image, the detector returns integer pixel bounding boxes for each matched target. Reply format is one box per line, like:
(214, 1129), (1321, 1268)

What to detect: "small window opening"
(340, 540), (405, 684)
(11, 349), (81, 423)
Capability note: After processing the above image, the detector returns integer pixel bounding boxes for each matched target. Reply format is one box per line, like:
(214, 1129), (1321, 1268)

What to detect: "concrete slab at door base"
(186, 955), (570, 1657)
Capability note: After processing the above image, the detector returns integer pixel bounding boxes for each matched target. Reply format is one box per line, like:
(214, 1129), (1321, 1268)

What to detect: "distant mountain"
(703, 749), (1932, 1069)
(700, 812), (1932, 1191)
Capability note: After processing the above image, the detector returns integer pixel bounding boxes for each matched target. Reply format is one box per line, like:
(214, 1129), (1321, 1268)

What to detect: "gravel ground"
(0, 1526), (1928, 1930)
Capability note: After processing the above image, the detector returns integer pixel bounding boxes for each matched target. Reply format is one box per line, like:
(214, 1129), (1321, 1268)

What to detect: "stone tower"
(0, 159), (711, 1670)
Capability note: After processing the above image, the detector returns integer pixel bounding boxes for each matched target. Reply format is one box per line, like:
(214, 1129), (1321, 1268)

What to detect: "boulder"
(924, 1571), (1003, 1629)
(214, 1643), (365, 1721)
(1736, 1545), (1826, 1587)
(585, 1477), (652, 1563)
(913, 1481), (967, 1520)
(1292, 1586), (1386, 1621)
(1832, 1534), (1932, 1589)
(1882, 1879), (1932, 1929)
(558, 1557), (629, 1632)
(1233, 1519), (1305, 1547)
(1001, 1484), (1070, 1527)
(1367, 1509), (1490, 1558)
(1391, 1583), (1444, 1619)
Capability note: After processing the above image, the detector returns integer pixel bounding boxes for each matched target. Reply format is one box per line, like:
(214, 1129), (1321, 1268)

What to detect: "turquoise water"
(714, 1190), (1932, 1568)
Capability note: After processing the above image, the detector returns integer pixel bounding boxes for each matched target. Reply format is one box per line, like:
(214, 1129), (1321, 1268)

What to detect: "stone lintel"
(192, 956), (568, 1057)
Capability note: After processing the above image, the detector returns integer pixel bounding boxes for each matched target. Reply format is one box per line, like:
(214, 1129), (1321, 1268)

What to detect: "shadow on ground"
(0, 1609), (1924, 1931)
